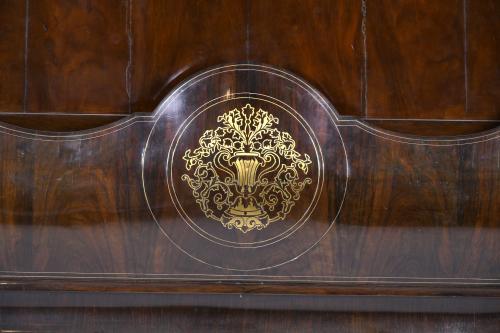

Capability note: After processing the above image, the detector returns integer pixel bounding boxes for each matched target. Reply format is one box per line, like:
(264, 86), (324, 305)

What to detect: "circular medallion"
(142, 65), (348, 270)
(168, 97), (323, 248)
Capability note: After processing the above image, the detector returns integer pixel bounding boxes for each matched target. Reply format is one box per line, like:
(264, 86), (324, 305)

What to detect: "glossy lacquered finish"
(0, 1), (499, 328)
(0, 66), (498, 305)
(0, 0), (498, 134)
(2, 305), (499, 333)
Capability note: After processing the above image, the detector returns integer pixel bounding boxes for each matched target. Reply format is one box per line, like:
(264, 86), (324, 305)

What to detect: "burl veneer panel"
(0, 0), (26, 112)
(27, 0), (130, 114)
(0, 65), (498, 299)
(366, 0), (466, 119)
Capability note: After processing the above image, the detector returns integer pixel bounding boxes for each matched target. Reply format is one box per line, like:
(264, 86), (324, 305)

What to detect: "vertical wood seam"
(23, 0), (30, 113)
(361, 0), (368, 117)
(126, 0), (133, 114)
(245, 0), (251, 64)
(463, 0), (469, 114)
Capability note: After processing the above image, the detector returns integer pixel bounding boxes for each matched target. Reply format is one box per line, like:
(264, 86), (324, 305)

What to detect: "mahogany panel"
(1, 307), (499, 333)
(0, 66), (497, 291)
(364, 120), (499, 136)
(467, 0), (500, 119)
(27, 0), (130, 114)
(131, 0), (247, 113)
(0, 114), (126, 132)
(366, 0), (466, 119)
(0, 0), (25, 112)
(249, 0), (363, 116)
(0, 0), (497, 137)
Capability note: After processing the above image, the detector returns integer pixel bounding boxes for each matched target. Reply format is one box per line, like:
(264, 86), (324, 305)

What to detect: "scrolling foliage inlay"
(181, 104), (312, 233)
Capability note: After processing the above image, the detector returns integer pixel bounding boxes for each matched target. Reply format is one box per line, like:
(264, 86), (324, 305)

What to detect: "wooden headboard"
(1, 65), (498, 313)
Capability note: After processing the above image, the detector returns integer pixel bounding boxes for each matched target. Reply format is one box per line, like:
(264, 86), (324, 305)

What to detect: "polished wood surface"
(0, 113), (125, 131)
(249, 0), (363, 116)
(0, 0), (497, 131)
(0, 65), (498, 304)
(27, 0), (130, 114)
(364, 119), (499, 136)
(0, 1), (498, 330)
(468, 0), (500, 117)
(0, 0), (25, 111)
(2, 306), (499, 333)
(366, 0), (466, 118)
(132, 0), (247, 114)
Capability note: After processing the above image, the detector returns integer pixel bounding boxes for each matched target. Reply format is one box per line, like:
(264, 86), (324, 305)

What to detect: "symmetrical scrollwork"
(182, 104), (312, 233)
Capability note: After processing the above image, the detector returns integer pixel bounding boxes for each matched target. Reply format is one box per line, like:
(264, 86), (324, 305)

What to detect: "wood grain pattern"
(467, 0), (500, 118)
(249, 0), (363, 116)
(0, 2), (498, 328)
(364, 120), (499, 136)
(131, 0), (247, 113)
(1, 306), (499, 333)
(0, 66), (497, 288)
(0, 0), (26, 112)
(0, 0), (498, 136)
(366, 0), (466, 119)
(0, 114), (126, 131)
(27, 0), (130, 114)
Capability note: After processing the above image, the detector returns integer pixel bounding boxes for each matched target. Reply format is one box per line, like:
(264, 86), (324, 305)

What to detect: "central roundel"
(142, 65), (348, 271)
(179, 104), (314, 234)
(167, 99), (323, 247)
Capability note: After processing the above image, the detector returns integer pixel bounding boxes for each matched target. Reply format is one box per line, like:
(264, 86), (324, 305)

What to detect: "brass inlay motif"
(182, 104), (312, 233)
